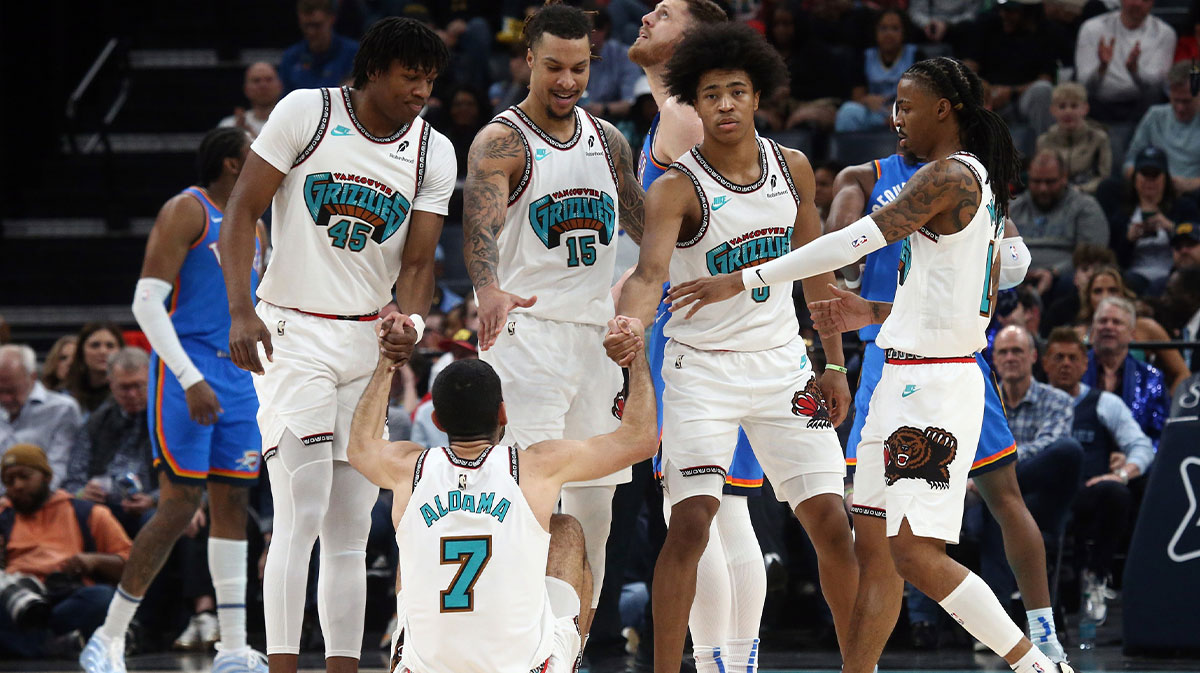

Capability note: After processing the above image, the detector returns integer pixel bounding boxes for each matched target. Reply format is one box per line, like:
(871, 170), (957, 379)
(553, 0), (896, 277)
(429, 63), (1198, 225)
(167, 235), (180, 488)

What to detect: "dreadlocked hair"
(902, 57), (1023, 215)
(353, 17), (449, 88)
(196, 126), (249, 186)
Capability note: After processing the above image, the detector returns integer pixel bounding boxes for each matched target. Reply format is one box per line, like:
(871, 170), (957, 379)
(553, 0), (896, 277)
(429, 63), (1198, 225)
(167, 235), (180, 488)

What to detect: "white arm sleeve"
(131, 278), (204, 389)
(742, 216), (888, 290)
(998, 236), (1031, 290)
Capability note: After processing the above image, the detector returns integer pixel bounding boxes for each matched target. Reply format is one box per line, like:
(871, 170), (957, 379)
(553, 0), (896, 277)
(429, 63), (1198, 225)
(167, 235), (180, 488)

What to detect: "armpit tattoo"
(604, 122), (646, 245)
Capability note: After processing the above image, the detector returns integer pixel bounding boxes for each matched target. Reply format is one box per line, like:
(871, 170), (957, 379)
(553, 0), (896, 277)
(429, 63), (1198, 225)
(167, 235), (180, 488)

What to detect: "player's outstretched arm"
(220, 151), (287, 374)
(827, 161), (878, 285)
(347, 352), (421, 492)
(597, 119), (646, 245)
(464, 122), (536, 350)
(808, 285), (893, 336)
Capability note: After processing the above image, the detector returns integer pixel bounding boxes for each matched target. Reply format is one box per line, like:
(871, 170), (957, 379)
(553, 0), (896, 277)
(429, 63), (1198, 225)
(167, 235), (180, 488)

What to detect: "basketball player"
(461, 3), (646, 634)
(606, 23), (857, 673)
(81, 128), (268, 673)
(345, 313), (657, 673)
(218, 18), (454, 673)
(668, 57), (1073, 673)
(828, 147), (1067, 662)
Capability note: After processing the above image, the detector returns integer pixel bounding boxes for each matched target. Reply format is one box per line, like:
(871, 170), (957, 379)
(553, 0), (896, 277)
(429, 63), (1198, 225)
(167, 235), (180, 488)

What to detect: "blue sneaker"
(79, 630), (126, 673)
(212, 643), (269, 673)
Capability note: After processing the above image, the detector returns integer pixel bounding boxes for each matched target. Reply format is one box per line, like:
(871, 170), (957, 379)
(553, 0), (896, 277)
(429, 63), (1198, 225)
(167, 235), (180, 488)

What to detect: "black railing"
(64, 37), (131, 155)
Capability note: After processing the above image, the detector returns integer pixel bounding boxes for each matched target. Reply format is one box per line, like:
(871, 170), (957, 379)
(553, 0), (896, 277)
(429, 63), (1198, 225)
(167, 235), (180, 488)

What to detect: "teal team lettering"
(705, 226), (793, 302)
(419, 490), (511, 528)
(528, 188), (616, 250)
(304, 172), (411, 245)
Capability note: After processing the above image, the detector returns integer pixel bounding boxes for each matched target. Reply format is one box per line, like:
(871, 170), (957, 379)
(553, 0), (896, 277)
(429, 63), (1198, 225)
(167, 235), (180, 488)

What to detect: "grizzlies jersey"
(398, 445), (555, 673)
(251, 87), (455, 315)
(664, 138), (800, 352)
(876, 153), (1003, 357)
(170, 187), (260, 352)
(858, 155), (922, 341)
(490, 105), (619, 327)
(638, 113), (670, 190)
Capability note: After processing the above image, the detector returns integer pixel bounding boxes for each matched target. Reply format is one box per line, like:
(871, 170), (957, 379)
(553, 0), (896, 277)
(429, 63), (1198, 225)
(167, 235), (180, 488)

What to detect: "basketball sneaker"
(79, 630), (126, 673)
(1082, 570), (1115, 625)
(212, 643), (269, 673)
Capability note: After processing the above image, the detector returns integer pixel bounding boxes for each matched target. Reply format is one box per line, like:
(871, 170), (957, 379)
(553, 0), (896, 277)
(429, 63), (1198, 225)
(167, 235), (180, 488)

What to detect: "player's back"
(876, 152), (1003, 357)
(858, 154), (921, 341)
(170, 186), (259, 352)
(397, 444), (556, 673)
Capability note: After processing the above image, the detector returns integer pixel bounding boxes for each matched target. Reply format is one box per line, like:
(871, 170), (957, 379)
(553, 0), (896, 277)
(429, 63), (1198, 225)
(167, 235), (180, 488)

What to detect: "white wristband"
(409, 313), (425, 342)
(131, 277), (204, 389)
(742, 215), (888, 290)
(998, 236), (1031, 290)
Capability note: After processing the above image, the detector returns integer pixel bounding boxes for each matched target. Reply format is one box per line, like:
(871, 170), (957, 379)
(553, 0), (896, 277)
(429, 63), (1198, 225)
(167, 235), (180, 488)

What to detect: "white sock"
(1027, 607), (1065, 663)
(725, 637), (760, 673)
(1012, 642), (1057, 673)
(210, 537), (248, 650)
(937, 572), (1026, 656)
(100, 587), (142, 639)
(693, 645), (724, 673)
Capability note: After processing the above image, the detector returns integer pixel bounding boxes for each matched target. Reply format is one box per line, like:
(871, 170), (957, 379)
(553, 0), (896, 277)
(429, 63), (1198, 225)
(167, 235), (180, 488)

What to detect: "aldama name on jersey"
(303, 172), (411, 244)
(419, 489), (511, 528)
(528, 187), (616, 249)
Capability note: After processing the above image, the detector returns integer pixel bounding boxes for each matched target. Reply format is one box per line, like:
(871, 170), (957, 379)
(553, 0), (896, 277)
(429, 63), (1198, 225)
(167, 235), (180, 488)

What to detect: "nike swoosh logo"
(902, 387), (919, 398)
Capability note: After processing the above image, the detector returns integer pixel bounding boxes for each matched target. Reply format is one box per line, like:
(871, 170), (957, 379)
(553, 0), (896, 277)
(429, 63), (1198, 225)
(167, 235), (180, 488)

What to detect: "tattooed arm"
(598, 119), (646, 245)
(870, 157), (981, 240)
(464, 122), (536, 350)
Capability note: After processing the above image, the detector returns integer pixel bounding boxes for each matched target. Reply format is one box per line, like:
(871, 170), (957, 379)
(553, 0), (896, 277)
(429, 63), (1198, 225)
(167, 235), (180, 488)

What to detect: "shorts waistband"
(884, 348), (975, 365)
(291, 307), (380, 321)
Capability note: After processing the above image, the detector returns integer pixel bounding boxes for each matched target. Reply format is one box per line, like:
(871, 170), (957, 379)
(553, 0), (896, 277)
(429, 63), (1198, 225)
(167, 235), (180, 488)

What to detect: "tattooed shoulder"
(468, 122), (525, 168)
(938, 157), (982, 233)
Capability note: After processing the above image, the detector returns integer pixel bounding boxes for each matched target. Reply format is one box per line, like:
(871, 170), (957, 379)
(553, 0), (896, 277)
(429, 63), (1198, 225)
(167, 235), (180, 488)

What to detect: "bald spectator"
(1075, 0), (1177, 122)
(1122, 62), (1200, 194)
(279, 0), (358, 93)
(0, 345), (83, 490)
(1009, 150), (1109, 297)
(218, 62), (282, 138)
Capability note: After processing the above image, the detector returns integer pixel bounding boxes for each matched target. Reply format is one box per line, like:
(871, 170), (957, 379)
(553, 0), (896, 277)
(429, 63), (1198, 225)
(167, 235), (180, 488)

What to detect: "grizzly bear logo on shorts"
(612, 388), (626, 420)
(883, 426), (958, 489)
(791, 378), (832, 429)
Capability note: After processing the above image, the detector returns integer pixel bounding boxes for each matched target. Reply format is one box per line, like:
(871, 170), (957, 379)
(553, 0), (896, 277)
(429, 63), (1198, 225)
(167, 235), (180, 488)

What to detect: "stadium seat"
(761, 128), (815, 155)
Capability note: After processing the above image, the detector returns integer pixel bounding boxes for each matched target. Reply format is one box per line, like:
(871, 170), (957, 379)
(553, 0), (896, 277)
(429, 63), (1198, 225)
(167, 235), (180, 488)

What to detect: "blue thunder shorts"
(149, 348), (262, 485)
(846, 342), (1016, 477)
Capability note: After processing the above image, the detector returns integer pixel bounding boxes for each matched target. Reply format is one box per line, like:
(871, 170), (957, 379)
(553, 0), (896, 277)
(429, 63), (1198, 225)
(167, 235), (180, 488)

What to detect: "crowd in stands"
(2, 0), (1200, 662)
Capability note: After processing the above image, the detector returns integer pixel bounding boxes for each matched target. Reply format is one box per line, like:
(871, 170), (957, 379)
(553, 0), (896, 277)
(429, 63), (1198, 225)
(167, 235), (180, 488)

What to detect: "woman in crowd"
(835, 9), (921, 132)
(64, 321), (125, 414)
(40, 334), (77, 392)
(1110, 149), (1200, 292)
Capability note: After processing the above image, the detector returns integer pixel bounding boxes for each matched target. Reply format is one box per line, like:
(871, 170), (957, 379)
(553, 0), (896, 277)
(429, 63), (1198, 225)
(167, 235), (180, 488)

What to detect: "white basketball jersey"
(490, 106), (620, 327)
(876, 152), (1004, 357)
(253, 87), (452, 315)
(397, 445), (556, 673)
(664, 138), (801, 352)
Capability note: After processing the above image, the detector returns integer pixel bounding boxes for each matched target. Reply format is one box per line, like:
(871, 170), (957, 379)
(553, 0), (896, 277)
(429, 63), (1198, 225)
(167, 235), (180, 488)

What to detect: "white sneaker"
(1082, 570), (1115, 625)
(80, 630), (126, 673)
(195, 612), (219, 647)
(213, 644), (269, 673)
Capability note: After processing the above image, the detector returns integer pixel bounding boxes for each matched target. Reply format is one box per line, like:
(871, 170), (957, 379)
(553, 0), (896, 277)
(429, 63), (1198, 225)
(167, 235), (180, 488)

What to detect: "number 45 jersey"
(251, 87), (456, 316)
(397, 445), (558, 673)
(490, 106), (620, 327)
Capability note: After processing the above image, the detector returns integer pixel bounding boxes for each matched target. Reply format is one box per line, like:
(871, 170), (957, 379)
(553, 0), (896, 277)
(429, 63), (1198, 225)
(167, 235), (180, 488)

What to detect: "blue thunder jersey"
(638, 114), (671, 191)
(858, 154), (922, 341)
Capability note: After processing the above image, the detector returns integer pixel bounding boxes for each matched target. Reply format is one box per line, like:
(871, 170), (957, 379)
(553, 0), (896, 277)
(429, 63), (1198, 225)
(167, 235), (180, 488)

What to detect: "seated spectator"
(1075, 0), (1177, 122)
(1042, 242), (1118, 333)
(1044, 327), (1154, 625)
(1158, 265), (1200, 371)
(981, 325), (1083, 598)
(581, 7), (642, 121)
(1035, 82), (1112, 194)
(488, 43), (532, 114)
(814, 160), (843, 229)
(1171, 220), (1200, 270)
(64, 348), (155, 537)
(1075, 265), (1191, 390)
(1083, 296), (1171, 444)
(427, 86), (488, 176)
(0, 444), (131, 658)
(1044, 0), (1089, 74)
(781, 5), (857, 132)
(218, 62), (282, 139)
(1122, 62), (1200, 195)
(0, 344), (83, 490)
(64, 322), (124, 416)
(835, 9), (921, 132)
(279, 0), (358, 93)
(40, 335), (77, 393)
(965, 0), (1056, 134)
(1009, 150), (1109, 298)
(908, 0), (985, 49)
(1111, 146), (1200, 290)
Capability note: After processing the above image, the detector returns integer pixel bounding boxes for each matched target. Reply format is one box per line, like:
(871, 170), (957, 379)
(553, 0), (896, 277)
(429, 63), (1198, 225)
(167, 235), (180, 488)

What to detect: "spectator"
(0, 444), (131, 658)
(279, 0), (359, 93)
(1159, 265), (1200, 370)
(1043, 242), (1118, 333)
(1009, 150), (1109, 297)
(966, 0), (1057, 134)
(1083, 296), (1171, 444)
(781, 3), (857, 132)
(427, 86), (488, 175)
(908, 0), (986, 47)
(1016, 285), (1046, 338)
(1044, 0), (1089, 72)
(1111, 146), (1200, 289)
(218, 62), (283, 138)
(387, 364), (420, 443)
(64, 348), (155, 537)
(0, 345), (83, 490)
(1044, 327), (1154, 625)
(429, 245), (463, 314)
(412, 329), (479, 448)
(1122, 62), (1200, 194)
(40, 335), (77, 393)
(814, 160), (843, 229)
(63, 322), (124, 416)
(983, 325), (1083, 599)
(488, 43), (533, 114)
(1171, 220), (1200, 270)
(835, 9), (922, 132)
(582, 7), (642, 121)
(1035, 82), (1112, 194)
(403, 3), (492, 105)
(1075, 0), (1178, 122)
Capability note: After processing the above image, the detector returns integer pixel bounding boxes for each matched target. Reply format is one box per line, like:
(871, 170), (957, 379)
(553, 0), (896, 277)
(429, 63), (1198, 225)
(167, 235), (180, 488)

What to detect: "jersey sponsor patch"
(883, 426), (957, 488)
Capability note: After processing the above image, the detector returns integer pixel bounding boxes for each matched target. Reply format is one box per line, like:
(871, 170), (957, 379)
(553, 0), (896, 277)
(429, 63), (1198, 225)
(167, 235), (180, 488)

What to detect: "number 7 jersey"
(490, 106), (620, 327)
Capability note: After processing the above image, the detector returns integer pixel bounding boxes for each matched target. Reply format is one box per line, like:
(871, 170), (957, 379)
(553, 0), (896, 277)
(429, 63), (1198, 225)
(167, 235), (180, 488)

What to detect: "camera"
(0, 571), (50, 629)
